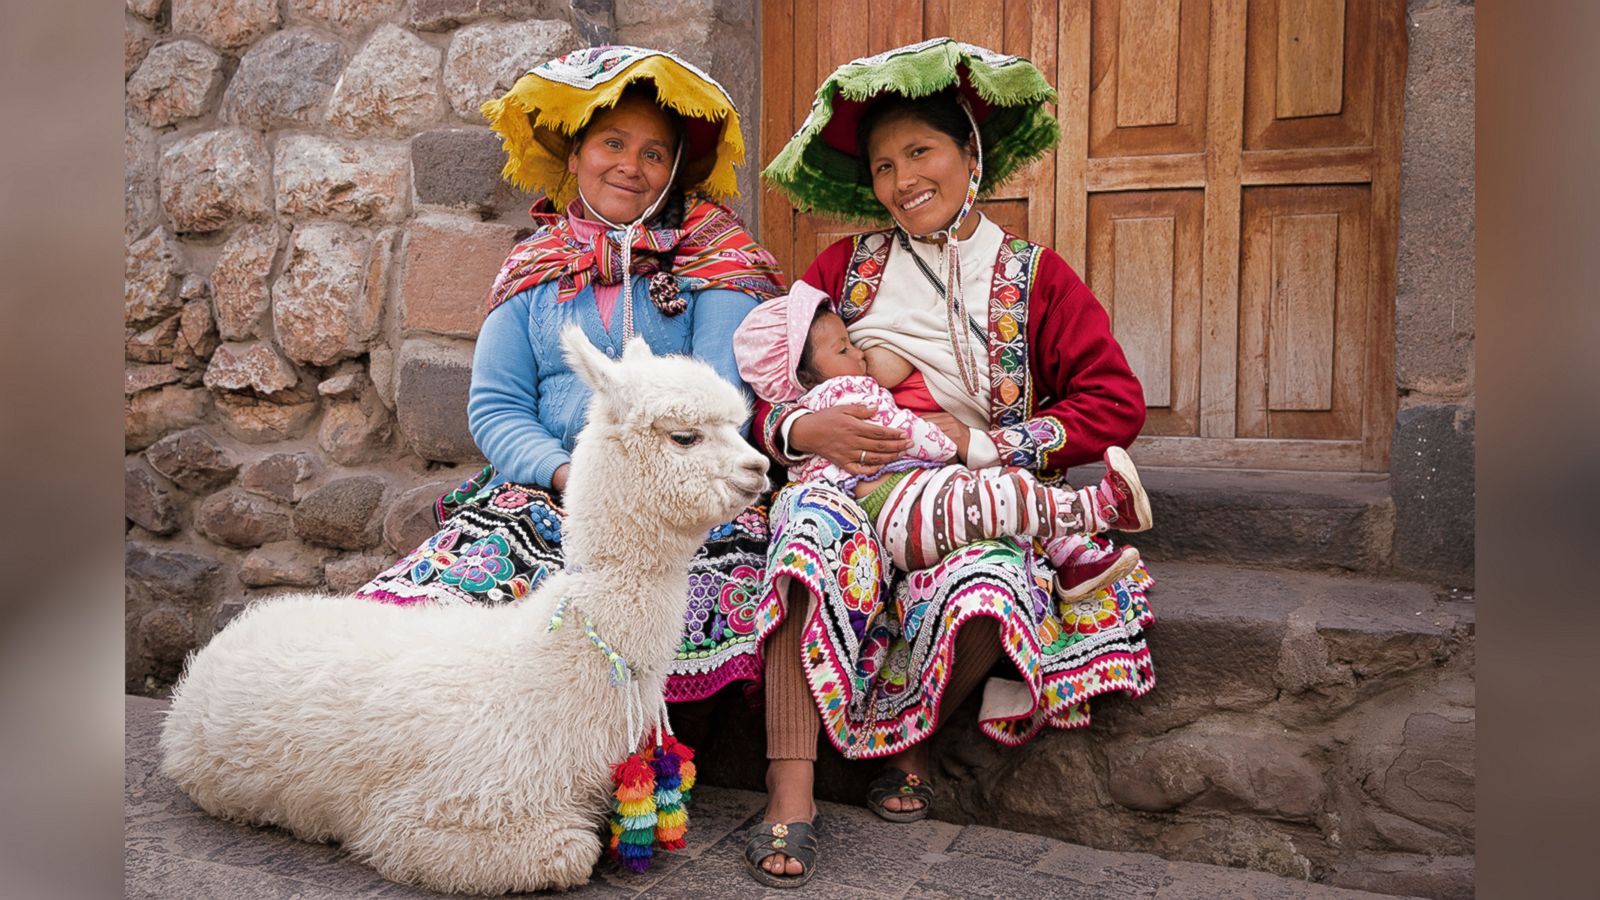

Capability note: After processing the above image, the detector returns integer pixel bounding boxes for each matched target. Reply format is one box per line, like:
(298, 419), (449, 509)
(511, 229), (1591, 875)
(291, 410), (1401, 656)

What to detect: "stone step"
(127, 696), (1424, 900)
(693, 562), (1475, 900)
(1066, 465), (1396, 575)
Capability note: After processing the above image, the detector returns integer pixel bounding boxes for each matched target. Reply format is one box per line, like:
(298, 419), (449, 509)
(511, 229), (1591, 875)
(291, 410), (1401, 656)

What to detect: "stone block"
(1396, 2), (1474, 397)
(324, 553), (393, 593)
(294, 475), (388, 549)
(195, 487), (293, 548)
(399, 218), (518, 336)
(1390, 405), (1475, 585)
(203, 340), (301, 395)
(1076, 466), (1394, 574)
(213, 391), (320, 443)
(317, 373), (397, 465)
(159, 129), (272, 233)
(174, 299), (220, 371)
(1106, 725), (1326, 823)
(171, 0), (279, 51)
(616, 1), (715, 70)
(1325, 851), (1474, 900)
(145, 427), (240, 492)
(134, 606), (196, 682)
(125, 121), (161, 243)
(222, 30), (345, 130)
(382, 479), (453, 553)
(127, 40), (225, 127)
(126, 542), (223, 608)
(443, 19), (574, 119)
(326, 24), (447, 137)
(411, 127), (503, 209)
(395, 337), (479, 462)
(126, 227), (185, 328)
(126, 314), (181, 364)
(274, 134), (412, 224)
(127, 0), (163, 20)
(126, 364), (182, 396)
(271, 224), (387, 366)
(210, 224), (280, 341)
(288, 0), (407, 31)
(240, 452), (317, 502)
(125, 459), (180, 535)
(369, 343), (397, 409)
(1373, 712), (1475, 842)
(408, 0), (541, 32)
(240, 541), (330, 588)
(126, 384), (210, 451)
(125, 13), (156, 80)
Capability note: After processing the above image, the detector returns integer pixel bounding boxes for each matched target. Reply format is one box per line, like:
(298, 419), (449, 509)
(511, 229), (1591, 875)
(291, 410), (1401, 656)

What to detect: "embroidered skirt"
(756, 480), (1155, 759)
(355, 467), (772, 702)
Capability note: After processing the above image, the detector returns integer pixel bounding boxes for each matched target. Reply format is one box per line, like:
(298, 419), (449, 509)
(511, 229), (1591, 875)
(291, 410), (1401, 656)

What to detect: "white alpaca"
(160, 328), (769, 895)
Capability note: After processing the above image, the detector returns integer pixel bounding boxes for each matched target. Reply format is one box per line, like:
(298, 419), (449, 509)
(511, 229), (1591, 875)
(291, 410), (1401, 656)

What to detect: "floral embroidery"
(1062, 592), (1119, 636)
(491, 489), (531, 510)
(717, 564), (762, 635)
(438, 534), (516, 592)
(838, 532), (881, 613)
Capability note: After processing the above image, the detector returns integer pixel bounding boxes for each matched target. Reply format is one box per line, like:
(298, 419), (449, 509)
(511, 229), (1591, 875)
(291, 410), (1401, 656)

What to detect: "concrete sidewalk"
(126, 696), (1418, 899)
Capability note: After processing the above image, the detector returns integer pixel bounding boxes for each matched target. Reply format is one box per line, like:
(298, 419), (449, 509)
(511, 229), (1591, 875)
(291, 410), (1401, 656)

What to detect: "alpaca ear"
(561, 326), (624, 408)
(620, 337), (655, 364)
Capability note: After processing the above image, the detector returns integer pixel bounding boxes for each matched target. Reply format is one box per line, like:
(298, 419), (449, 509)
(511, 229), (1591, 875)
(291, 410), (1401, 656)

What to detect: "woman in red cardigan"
(742, 40), (1158, 887)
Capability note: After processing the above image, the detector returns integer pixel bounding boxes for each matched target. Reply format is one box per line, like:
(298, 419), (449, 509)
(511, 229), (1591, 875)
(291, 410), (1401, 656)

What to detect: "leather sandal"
(743, 816), (822, 888)
(866, 766), (933, 823)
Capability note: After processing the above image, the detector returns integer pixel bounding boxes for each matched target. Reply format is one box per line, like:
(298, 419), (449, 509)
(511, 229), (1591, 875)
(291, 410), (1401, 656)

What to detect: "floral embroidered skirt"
(757, 480), (1156, 759)
(354, 467), (772, 702)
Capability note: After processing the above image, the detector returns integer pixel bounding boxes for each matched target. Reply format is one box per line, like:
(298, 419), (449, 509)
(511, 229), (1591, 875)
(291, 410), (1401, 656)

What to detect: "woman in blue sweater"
(357, 46), (786, 703)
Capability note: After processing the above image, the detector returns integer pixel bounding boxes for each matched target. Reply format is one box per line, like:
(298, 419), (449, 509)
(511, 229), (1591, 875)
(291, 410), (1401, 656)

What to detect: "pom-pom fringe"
(607, 734), (697, 872)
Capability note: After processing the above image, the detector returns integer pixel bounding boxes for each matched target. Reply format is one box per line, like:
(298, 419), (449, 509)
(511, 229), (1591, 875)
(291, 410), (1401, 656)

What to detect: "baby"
(734, 283), (1153, 601)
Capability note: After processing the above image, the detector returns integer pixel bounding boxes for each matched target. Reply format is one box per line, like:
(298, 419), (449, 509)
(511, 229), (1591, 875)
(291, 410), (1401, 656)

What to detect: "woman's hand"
(551, 464), (571, 494)
(921, 411), (972, 463)
(789, 405), (912, 476)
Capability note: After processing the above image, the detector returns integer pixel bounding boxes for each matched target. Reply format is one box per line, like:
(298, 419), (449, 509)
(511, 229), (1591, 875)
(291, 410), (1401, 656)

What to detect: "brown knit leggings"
(765, 580), (1005, 760)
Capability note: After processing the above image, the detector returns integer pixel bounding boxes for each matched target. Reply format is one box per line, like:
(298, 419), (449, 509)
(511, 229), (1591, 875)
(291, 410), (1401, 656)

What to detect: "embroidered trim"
(992, 416), (1069, 469)
(987, 234), (1039, 429)
(839, 231), (893, 322)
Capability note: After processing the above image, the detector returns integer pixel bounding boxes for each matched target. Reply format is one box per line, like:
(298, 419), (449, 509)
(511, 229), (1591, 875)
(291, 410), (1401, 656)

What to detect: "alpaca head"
(560, 327), (768, 543)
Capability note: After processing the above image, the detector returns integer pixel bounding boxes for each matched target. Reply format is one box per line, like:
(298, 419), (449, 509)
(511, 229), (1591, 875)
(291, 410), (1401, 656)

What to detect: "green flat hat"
(763, 38), (1060, 225)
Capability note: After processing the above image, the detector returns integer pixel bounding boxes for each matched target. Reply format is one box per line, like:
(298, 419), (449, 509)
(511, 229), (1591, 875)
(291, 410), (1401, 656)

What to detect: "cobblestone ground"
(126, 697), (1419, 899)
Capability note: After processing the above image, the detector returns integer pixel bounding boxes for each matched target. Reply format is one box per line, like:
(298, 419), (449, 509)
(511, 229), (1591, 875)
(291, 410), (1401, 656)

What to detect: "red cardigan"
(756, 233), (1145, 477)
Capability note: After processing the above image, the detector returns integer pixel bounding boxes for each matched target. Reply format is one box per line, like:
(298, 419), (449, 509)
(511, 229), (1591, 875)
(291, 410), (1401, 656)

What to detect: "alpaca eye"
(670, 431), (701, 447)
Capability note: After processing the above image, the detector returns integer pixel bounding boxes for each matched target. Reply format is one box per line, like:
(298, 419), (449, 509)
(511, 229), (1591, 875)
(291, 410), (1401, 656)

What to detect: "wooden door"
(760, 0), (1406, 472)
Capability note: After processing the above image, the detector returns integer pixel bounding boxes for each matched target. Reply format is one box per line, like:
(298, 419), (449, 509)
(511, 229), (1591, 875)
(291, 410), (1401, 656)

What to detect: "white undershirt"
(784, 214), (1004, 467)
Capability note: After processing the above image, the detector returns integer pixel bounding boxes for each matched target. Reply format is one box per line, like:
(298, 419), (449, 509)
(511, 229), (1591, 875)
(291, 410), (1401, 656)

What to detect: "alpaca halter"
(574, 140), (685, 345)
(546, 595), (674, 752)
(894, 94), (985, 396)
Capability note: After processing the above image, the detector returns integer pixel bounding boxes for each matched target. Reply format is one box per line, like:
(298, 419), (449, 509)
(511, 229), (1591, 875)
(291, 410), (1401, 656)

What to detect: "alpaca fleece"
(160, 331), (768, 895)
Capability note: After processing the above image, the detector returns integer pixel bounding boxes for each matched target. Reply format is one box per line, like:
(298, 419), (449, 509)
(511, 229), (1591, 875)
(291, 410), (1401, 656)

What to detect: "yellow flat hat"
(482, 45), (745, 209)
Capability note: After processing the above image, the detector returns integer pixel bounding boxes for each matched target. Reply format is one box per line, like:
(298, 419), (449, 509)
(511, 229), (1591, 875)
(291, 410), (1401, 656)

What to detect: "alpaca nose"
(740, 454), (769, 489)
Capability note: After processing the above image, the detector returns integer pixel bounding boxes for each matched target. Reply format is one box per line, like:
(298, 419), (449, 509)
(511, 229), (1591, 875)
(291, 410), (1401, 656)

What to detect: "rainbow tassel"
(607, 735), (698, 871)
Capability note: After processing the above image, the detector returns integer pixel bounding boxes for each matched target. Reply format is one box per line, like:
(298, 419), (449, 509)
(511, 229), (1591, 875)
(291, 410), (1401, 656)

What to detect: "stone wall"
(123, 0), (760, 693)
(1390, 0), (1475, 586)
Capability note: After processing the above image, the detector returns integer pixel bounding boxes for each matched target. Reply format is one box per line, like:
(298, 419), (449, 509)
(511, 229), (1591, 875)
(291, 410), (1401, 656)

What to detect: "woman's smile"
(898, 189), (935, 212)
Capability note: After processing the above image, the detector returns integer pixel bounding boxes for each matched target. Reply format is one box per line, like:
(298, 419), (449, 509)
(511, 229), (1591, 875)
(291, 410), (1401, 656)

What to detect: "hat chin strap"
(898, 95), (984, 396)
(575, 140), (685, 345)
